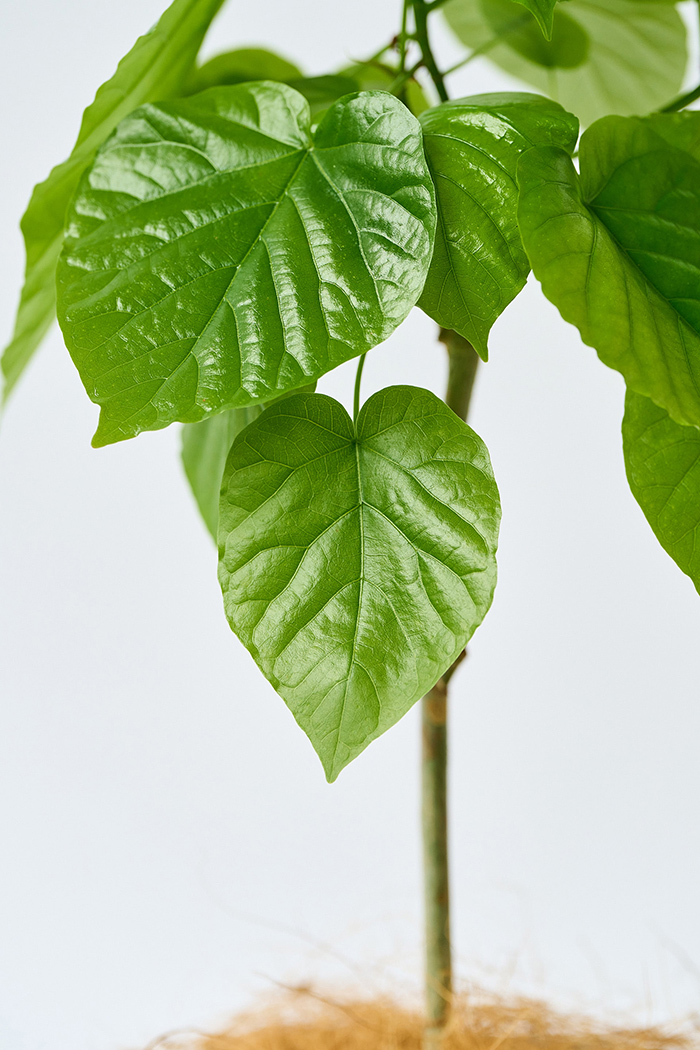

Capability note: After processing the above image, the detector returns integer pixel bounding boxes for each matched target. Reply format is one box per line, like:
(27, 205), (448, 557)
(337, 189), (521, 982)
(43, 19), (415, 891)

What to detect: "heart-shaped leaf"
(56, 84), (436, 446)
(623, 390), (700, 594)
(2, 0), (226, 399)
(517, 114), (700, 429)
(443, 0), (686, 127)
(418, 93), (578, 358)
(218, 386), (500, 780)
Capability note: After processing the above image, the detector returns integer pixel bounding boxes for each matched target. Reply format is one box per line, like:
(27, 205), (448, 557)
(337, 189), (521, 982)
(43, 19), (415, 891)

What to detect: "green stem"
(398, 0), (411, 74)
(412, 0), (448, 100)
(441, 327), (480, 420)
(353, 353), (367, 422)
(660, 81), (700, 113)
(421, 331), (479, 1050)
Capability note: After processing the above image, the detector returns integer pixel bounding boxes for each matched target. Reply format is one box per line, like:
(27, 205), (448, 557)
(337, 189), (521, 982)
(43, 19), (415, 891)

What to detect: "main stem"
(421, 329), (480, 1050)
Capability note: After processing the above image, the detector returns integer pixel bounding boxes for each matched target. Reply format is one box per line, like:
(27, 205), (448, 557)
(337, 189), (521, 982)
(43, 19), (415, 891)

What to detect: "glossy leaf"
(622, 390), (700, 593)
(517, 114), (700, 428)
(511, 0), (560, 39)
(2, 0), (225, 399)
(443, 0), (686, 127)
(186, 47), (302, 93)
(418, 93), (578, 358)
(182, 406), (263, 539)
(218, 386), (500, 780)
(56, 83), (436, 447)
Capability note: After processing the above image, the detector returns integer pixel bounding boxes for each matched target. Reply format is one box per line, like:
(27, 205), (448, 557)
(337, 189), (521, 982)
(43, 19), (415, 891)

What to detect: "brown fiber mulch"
(141, 989), (698, 1050)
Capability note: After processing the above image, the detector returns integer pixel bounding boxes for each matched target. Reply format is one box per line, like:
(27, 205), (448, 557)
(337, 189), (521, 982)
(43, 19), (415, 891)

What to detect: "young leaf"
(517, 114), (700, 429)
(182, 406), (263, 539)
(511, 0), (560, 39)
(622, 390), (700, 594)
(418, 93), (578, 359)
(2, 0), (225, 399)
(186, 48), (303, 93)
(218, 386), (500, 780)
(443, 0), (686, 127)
(56, 84), (436, 447)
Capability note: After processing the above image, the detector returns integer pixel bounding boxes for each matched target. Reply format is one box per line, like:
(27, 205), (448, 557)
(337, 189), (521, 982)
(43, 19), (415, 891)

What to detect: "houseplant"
(3, 0), (700, 1046)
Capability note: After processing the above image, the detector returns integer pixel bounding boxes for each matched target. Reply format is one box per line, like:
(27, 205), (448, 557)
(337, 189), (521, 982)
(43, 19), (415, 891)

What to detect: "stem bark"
(421, 329), (479, 1050)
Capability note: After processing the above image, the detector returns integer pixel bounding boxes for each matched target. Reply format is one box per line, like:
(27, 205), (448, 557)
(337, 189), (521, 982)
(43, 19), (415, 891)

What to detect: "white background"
(1, 3), (700, 1049)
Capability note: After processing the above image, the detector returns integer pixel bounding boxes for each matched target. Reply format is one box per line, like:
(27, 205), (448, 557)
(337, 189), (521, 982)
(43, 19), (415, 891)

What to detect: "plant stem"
(412, 0), (448, 100)
(421, 330), (479, 1050)
(441, 327), (480, 419)
(353, 353), (367, 422)
(660, 81), (700, 112)
(399, 0), (411, 74)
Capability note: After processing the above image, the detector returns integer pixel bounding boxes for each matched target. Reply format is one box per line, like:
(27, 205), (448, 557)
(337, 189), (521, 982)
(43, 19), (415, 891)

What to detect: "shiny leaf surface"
(2, 0), (225, 398)
(419, 93), (578, 358)
(443, 0), (686, 127)
(218, 386), (500, 780)
(623, 389), (700, 593)
(57, 83), (436, 446)
(517, 114), (700, 428)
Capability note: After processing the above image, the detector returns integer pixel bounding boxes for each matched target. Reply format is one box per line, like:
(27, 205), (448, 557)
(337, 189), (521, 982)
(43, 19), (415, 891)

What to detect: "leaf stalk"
(353, 353), (367, 422)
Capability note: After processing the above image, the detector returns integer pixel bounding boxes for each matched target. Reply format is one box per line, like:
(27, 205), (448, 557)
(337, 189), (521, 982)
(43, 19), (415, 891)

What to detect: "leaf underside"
(182, 406), (263, 538)
(57, 83), (436, 446)
(218, 386), (500, 780)
(511, 0), (559, 39)
(443, 0), (687, 127)
(517, 113), (700, 429)
(623, 389), (700, 594)
(418, 92), (578, 358)
(2, 0), (225, 399)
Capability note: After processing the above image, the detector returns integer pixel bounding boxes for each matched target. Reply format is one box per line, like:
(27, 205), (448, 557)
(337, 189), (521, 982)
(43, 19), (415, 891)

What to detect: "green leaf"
(182, 406), (263, 539)
(340, 59), (430, 115)
(186, 48), (360, 118)
(2, 0), (225, 399)
(511, 0), (560, 39)
(186, 47), (303, 93)
(443, 0), (687, 127)
(218, 386), (500, 780)
(57, 84), (436, 447)
(286, 76), (361, 118)
(182, 382), (316, 537)
(622, 389), (700, 594)
(517, 113), (700, 428)
(418, 92), (578, 358)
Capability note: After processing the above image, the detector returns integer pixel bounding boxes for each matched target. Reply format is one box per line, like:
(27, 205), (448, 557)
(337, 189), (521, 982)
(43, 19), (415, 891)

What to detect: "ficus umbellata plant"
(4, 0), (700, 1046)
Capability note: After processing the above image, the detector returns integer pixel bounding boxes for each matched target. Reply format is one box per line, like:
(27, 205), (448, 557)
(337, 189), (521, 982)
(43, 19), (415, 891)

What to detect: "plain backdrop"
(1, 2), (700, 1049)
